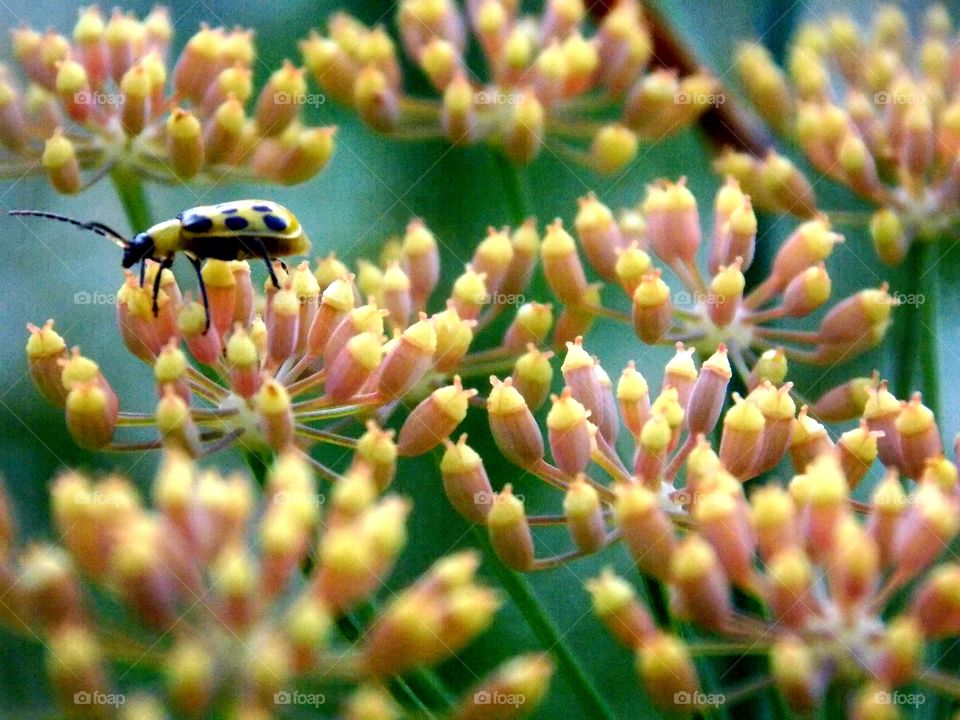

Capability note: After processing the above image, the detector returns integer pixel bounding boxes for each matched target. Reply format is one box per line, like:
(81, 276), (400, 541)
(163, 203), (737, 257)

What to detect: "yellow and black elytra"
(10, 200), (310, 332)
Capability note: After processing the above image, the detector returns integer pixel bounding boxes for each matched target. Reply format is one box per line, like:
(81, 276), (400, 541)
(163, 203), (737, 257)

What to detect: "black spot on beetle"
(224, 215), (249, 231)
(221, 207), (239, 214)
(252, 204), (272, 212)
(182, 215), (214, 233)
(263, 214), (288, 231)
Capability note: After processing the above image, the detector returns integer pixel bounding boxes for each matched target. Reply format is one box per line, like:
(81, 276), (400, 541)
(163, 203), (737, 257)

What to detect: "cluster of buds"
(0, 450), (555, 718)
(726, 3), (960, 263)
(301, 0), (718, 172)
(537, 180), (894, 380)
(587, 443), (960, 714)
(2, 6), (335, 193)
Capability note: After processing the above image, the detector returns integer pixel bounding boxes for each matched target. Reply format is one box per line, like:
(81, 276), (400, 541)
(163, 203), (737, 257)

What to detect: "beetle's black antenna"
(8, 210), (128, 248)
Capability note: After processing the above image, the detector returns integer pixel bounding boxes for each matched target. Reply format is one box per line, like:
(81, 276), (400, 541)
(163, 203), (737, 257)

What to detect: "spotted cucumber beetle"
(10, 200), (310, 332)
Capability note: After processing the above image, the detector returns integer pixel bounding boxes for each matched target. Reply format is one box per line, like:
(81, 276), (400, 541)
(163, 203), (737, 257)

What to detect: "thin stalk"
(110, 164), (152, 232)
(919, 243), (941, 420)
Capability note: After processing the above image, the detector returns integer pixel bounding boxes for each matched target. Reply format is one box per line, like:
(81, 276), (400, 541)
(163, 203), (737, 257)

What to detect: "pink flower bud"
(670, 534), (732, 630)
(895, 393), (941, 479)
(487, 486), (534, 571)
(401, 219), (440, 312)
(685, 346), (731, 436)
(614, 484), (677, 581)
(586, 569), (656, 649)
(26, 320), (68, 407)
(693, 491), (758, 592)
(397, 376), (476, 456)
(575, 192), (623, 280)
(642, 178), (701, 266)
(377, 315), (437, 399)
(504, 302), (553, 350)
(488, 377), (545, 467)
(564, 475), (607, 553)
(788, 406), (834, 472)
(256, 379), (294, 451)
(765, 548), (816, 629)
(547, 388), (592, 476)
(441, 435), (494, 522)
(65, 381), (118, 450)
(511, 346), (554, 411)
(891, 483), (959, 585)
(864, 382), (903, 468)
(636, 633), (701, 712)
(632, 270), (673, 344)
(719, 394), (765, 479)
(751, 485), (798, 563)
(326, 332), (384, 402)
(541, 219), (588, 304)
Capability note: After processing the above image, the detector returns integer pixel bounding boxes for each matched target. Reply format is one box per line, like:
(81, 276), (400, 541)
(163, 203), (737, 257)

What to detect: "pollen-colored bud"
(504, 92), (544, 164)
(440, 435), (494, 522)
(354, 65), (398, 132)
(770, 636), (819, 713)
(398, 376), (476, 456)
(554, 283), (601, 345)
(910, 563), (960, 638)
(765, 547), (815, 629)
(202, 96), (245, 164)
(870, 208), (908, 266)
(165, 638), (215, 716)
(26, 320), (68, 406)
(751, 484), (798, 562)
(455, 654), (554, 720)
(401, 218), (440, 311)
(632, 270), (672, 344)
(487, 485), (534, 571)
(65, 381), (118, 450)
(788, 406), (834, 472)
(54, 59), (91, 124)
(818, 285), (893, 347)
(41, 130), (80, 194)
(891, 482), (959, 585)
(326, 331), (383, 402)
(694, 490), (758, 591)
(828, 518), (880, 612)
(562, 337), (603, 422)
(895, 393), (941, 479)
(617, 361), (650, 437)
(488, 376), (545, 467)
(614, 242), (653, 296)
(265, 287), (300, 368)
(156, 385), (200, 456)
(253, 124), (336, 185)
(669, 534), (733, 629)
(707, 258), (744, 326)
(255, 378), (294, 451)
(719, 394), (765, 479)
(614, 484), (677, 580)
(586, 568), (655, 649)
(430, 304), (474, 372)
(547, 387), (592, 476)
(591, 123), (638, 174)
(377, 314), (437, 399)
(504, 302), (553, 350)
(472, 227), (514, 296)
(563, 474), (606, 553)
(635, 633), (700, 711)
(837, 421), (879, 489)
(197, 260), (236, 341)
(685, 346), (731, 436)
(770, 218), (841, 290)
(450, 264), (488, 320)
(794, 453), (849, 561)
(500, 218), (540, 297)
(759, 151), (817, 217)
(734, 43), (793, 133)
(306, 274), (355, 359)
(575, 193), (623, 280)
(748, 348), (788, 390)
(750, 381), (796, 475)
(864, 382), (903, 468)
(255, 61), (306, 137)
(166, 108), (204, 178)
(634, 412), (670, 486)
(812, 376), (872, 422)
(642, 178), (701, 266)
(540, 219), (588, 305)
(511, 345), (554, 411)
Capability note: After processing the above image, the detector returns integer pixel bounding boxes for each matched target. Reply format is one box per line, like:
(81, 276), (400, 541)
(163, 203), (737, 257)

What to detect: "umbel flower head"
(301, 0), (718, 172)
(0, 450), (555, 717)
(725, 3), (960, 264)
(1, 6), (335, 193)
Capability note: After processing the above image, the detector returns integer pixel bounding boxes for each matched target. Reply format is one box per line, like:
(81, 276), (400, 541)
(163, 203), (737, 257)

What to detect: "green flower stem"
(493, 152), (532, 226)
(893, 241), (940, 420)
(110, 165), (152, 232)
(920, 244), (941, 420)
(471, 528), (618, 720)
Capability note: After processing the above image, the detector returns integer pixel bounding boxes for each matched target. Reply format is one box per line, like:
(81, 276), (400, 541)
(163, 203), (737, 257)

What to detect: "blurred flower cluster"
(302, 0), (718, 171)
(726, 3), (960, 263)
(0, 449), (555, 718)
(2, 6), (335, 193)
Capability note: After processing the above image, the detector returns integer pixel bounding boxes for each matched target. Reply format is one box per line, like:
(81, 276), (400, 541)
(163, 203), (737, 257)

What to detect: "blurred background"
(0, 0), (954, 717)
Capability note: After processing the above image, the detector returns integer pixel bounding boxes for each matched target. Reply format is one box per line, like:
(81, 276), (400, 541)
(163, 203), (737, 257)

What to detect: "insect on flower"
(9, 200), (310, 331)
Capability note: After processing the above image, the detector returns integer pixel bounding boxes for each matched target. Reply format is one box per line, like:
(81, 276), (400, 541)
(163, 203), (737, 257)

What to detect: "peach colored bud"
(512, 345), (554, 411)
(614, 484), (676, 581)
(670, 533), (733, 629)
(72, 6), (109, 84)
(614, 242), (653, 296)
(65, 381), (118, 450)
(770, 218), (841, 290)
(707, 258), (744, 326)
(156, 386), (200, 455)
(455, 654), (554, 720)
(354, 66), (399, 132)
(765, 547), (816, 629)
(255, 61), (306, 137)
(45, 625), (110, 713)
(380, 262), (412, 331)
(591, 124), (638, 174)
(401, 218), (440, 311)
(487, 485), (534, 571)
(632, 270), (672, 344)
(431, 304), (474, 372)
(540, 219), (588, 305)
(770, 636), (820, 713)
(547, 387), (592, 476)
(818, 286), (893, 347)
(17, 544), (84, 630)
(229, 261), (254, 326)
(864, 382), (903, 468)
(488, 376), (545, 467)
(441, 435), (494, 522)
(788, 406), (834, 472)
(586, 568), (656, 649)
(203, 96), (246, 165)
(291, 262), (320, 352)
(873, 615), (923, 689)
(686, 346), (731, 436)
(574, 193), (623, 280)
(313, 252), (350, 291)
(694, 490), (758, 591)
(54, 59), (91, 124)
(750, 381), (796, 475)
(662, 343), (697, 408)
(837, 421), (879, 489)
(812, 376), (872, 422)
(323, 301), (384, 368)
(895, 393), (941, 479)
(326, 331), (383, 402)
(255, 379), (294, 451)
(910, 563), (960, 637)
(751, 484), (799, 561)
(734, 43), (793, 133)
(266, 286), (300, 367)
(828, 519), (880, 612)
(642, 179), (700, 266)
(472, 227), (514, 296)
(719, 394), (765, 479)
(865, 471), (907, 566)
(561, 337), (602, 422)
(793, 453), (850, 563)
(0, 79), (28, 151)
(178, 302), (221, 365)
(306, 274), (355, 359)
(921, 455), (958, 494)
(748, 348), (788, 390)
(504, 92), (544, 163)
(758, 152), (817, 216)
(377, 314), (437, 399)
(26, 320), (68, 406)
(870, 208), (908, 266)
(504, 302), (553, 350)
(398, 376), (475, 456)
(554, 283), (601, 345)
(634, 412), (670, 486)
(165, 638), (215, 716)
(617, 361), (650, 437)
(351, 422), (396, 492)
(502, 219), (540, 297)
(42, 130), (80, 194)
(166, 108), (204, 178)
(199, 260), (236, 340)
(564, 475), (606, 553)
(117, 62), (151, 136)
(450, 264), (488, 320)
(635, 633), (700, 711)
(891, 482), (959, 585)
(173, 25), (225, 103)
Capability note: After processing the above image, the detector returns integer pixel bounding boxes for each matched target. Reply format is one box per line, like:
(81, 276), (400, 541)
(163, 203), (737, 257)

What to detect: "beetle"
(9, 200), (311, 332)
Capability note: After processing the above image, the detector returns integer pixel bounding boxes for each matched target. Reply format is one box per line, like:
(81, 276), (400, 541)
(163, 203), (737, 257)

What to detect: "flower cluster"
(0, 450), (555, 718)
(725, 3), (960, 263)
(2, 6), (335, 193)
(301, 0), (717, 171)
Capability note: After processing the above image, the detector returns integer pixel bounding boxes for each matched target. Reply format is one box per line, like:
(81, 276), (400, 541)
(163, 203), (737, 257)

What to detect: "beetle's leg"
(254, 237), (281, 289)
(279, 260), (288, 272)
(139, 259), (146, 287)
(152, 256), (174, 316)
(188, 255), (212, 334)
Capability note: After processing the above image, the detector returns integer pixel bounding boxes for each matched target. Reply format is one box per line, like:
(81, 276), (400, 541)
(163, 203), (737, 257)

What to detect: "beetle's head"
(122, 233), (155, 268)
